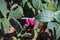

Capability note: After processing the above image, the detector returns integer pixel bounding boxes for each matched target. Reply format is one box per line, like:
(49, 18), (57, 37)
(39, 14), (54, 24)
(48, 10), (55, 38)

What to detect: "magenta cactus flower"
(26, 19), (36, 26)
(26, 19), (30, 25)
(29, 19), (34, 25)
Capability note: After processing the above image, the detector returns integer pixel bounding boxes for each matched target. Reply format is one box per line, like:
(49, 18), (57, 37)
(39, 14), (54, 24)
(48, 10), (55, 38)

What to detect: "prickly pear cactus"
(1, 18), (10, 33)
(35, 10), (54, 22)
(32, 0), (43, 10)
(9, 18), (22, 33)
(0, 0), (60, 40)
(9, 5), (23, 19)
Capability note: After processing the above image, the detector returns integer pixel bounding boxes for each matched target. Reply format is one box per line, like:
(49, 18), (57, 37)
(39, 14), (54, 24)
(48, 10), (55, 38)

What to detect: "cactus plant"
(0, 0), (60, 40)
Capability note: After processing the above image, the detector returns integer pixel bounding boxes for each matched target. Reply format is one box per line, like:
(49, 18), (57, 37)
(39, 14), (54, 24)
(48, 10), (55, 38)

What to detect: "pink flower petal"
(26, 19), (29, 25)
(28, 19), (33, 25)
